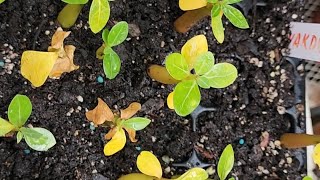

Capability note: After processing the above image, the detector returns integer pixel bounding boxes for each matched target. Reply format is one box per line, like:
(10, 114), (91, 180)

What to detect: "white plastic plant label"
(289, 22), (320, 61)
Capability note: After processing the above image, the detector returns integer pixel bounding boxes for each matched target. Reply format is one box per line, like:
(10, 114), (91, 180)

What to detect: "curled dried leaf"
(86, 98), (114, 126)
(49, 45), (79, 78)
(105, 127), (117, 140)
(121, 102), (141, 119)
(147, 65), (180, 84)
(50, 27), (71, 50)
(124, 127), (137, 142)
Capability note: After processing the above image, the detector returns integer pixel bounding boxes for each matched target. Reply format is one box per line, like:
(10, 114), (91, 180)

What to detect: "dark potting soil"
(0, 0), (307, 179)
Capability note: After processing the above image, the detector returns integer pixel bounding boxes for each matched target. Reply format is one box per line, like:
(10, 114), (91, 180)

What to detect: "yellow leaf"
(86, 98), (114, 125)
(49, 45), (79, 78)
(96, 43), (106, 60)
(181, 35), (208, 69)
(104, 128), (126, 156)
(313, 143), (320, 168)
(57, 4), (83, 29)
(147, 65), (180, 85)
(105, 128), (117, 140)
(167, 92), (174, 109)
(137, 151), (162, 179)
(179, 0), (207, 11)
(121, 102), (141, 119)
(118, 173), (162, 180)
(21, 51), (58, 87)
(124, 127), (137, 142)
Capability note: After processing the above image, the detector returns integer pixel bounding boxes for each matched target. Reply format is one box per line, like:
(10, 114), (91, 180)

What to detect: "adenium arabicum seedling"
(179, 0), (249, 43)
(0, 94), (56, 151)
(149, 35), (238, 116)
(218, 144), (235, 180)
(86, 98), (151, 156)
(96, 21), (129, 79)
(119, 151), (209, 180)
(59, 0), (110, 33)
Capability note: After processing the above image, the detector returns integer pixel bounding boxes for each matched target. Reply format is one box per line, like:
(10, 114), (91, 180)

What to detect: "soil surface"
(0, 0), (308, 179)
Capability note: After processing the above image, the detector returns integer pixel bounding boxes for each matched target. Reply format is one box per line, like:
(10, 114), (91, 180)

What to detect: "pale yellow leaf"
(49, 45), (79, 78)
(137, 151), (162, 179)
(313, 143), (320, 168)
(86, 98), (114, 125)
(21, 51), (58, 87)
(104, 128), (126, 156)
(124, 127), (137, 142)
(121, 102), (141, 119)
(118, 173), (166, 180)
(181, 35), (208, 69)
(167, 92), (174, 109)
(179, 0), (207, 11)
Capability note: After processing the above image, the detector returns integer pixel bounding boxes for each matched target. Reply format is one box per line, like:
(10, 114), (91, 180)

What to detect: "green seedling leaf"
(224, 0), (242, 4)
(194, 52), (215, 75)
(57, 4), (83, 28)
(165, 53), (190, 80)
(176, 167), (208, 180)
(0, 118), (15, 136)
(8, 94), (32, 128)
(203, 63), (237, 88)
(102, 28), (110, 43)
(218, 144), (234, 180)
(17, 131), (23, 143)
(196, 76), (210, 89)
(222, 4), (249, 29)
(211, 4), (221, 17)
(211, 13), (224, 43)
(103, 47), (121, 79)
(302, 176), (313, 180)
(173, 80), (200, 116)
(0, 0), (5, 4)
(20, 127), (56, 151)
(62, 0), (88, 4)
(108, 21), (129, 47)
(123, 118), (151, 131)
(89, 0), (110, 33)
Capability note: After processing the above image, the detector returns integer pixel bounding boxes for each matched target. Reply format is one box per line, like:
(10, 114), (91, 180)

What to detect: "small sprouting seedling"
(96, 21), (129, 79)
(148, 35), (237, 116)
(218, 144), (235, 180)
(59, 0), (110, 33)
(178, 0), (249, 43)
(0, 94), (56, 151)
(86, 98), (150, 156)
(118, 151), (209, 180)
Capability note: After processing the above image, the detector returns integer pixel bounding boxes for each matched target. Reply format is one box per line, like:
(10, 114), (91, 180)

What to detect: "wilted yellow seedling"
(86, 99), (151, 156)
(21, 28), (79, 87)
(313, 143), (320, 168)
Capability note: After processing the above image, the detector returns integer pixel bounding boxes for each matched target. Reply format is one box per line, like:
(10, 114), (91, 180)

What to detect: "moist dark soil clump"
(0, 0), (306, 179)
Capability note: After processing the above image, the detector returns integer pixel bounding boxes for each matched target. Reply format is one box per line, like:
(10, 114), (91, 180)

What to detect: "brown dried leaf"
(50, 27), (70, 50)
(49, 45), (79, 78)
(124, 127), (137, 142)
(105, 128), (117, 140)
(86, 98), (114, 126)
(120, 102), (141, 119)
